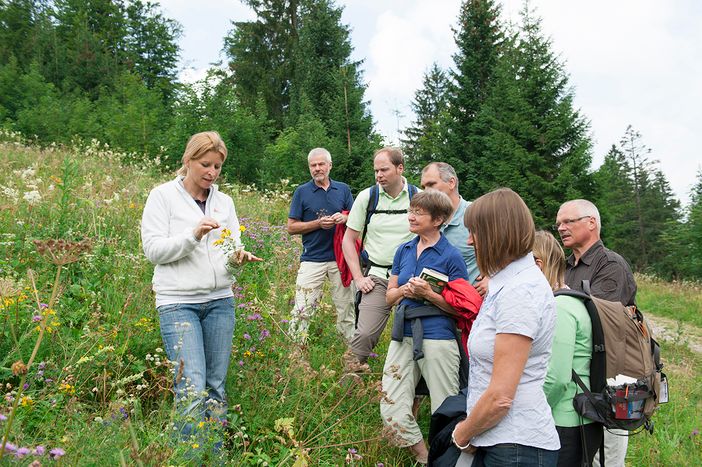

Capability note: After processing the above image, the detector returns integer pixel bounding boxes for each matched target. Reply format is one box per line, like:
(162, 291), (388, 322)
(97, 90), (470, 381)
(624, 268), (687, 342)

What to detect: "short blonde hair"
(410, 190), (453, 225)
(533, 230), (566, 291)
(464, 188), (535, 277)
(177, 131), (227, 177)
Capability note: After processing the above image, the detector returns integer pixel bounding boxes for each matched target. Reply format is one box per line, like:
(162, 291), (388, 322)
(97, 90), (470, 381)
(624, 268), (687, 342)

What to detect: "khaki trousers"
(593, 428), (628, 467)
(349, 276), (391, 362)
(289, 261), (355, 342)
(380, 337), (460, 447)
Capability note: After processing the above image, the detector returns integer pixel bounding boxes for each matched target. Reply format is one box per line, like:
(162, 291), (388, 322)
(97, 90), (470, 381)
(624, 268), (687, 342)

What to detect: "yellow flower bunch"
(1, 293), (28, 310)
(59, 383), (76, 395)
(134, 317), (154, 332)
(20, 395), (34, 407)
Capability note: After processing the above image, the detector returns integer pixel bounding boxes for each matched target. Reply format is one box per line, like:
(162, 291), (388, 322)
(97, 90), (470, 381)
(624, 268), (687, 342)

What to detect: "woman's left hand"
(408, 277), (433, 299)
(452, 420), (477, 453)
(232, 249), (263, 265)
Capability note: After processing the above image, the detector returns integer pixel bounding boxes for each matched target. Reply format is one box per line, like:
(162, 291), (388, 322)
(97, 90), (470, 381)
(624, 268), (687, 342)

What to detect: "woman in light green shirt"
(534, 231), (603, 467)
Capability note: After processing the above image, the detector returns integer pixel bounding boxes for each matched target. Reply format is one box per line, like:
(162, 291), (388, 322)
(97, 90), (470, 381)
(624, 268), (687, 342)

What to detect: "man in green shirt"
(342, 147), (417, 365)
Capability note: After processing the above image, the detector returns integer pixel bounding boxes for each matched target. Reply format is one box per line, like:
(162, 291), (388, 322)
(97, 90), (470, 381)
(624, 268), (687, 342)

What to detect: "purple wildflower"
(34, 446), (45, 455)
(49, 447), (65, 459)
(238, 360), (244, 366)
(38, 362), (46, 370)
(369, 352), (379, 358)
(4, 442), (17, 452)
(692, 429), (699, 436)
(119, 407), (128, 420)
(15, 447), (31, 458)
(44, 378), (53, 383)
(246, 313), (262, 321)
(259, 329), (270, 340)
(0, 413), (7, 421)
(40, 303), (48, 309)
(23, 383), (29, 390)
(280, 319), (289, 324)
(348, 448), (357, 454)
(243, 333), (251, 340)
(32, 315), (42, 322)
(377, 464), (385, 467)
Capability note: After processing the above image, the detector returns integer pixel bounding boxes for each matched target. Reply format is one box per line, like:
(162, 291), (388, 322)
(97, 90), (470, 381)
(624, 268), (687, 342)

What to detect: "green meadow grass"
(636, 274), (702, 328)
(0, 135), (699, 465)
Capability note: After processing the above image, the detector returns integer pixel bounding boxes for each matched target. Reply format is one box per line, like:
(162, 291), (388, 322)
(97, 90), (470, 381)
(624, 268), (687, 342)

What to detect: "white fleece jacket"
(141, 177), (242, 302)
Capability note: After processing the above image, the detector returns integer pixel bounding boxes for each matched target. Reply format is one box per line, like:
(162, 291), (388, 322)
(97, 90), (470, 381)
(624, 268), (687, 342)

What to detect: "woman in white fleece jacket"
(141, 131), (260, 442)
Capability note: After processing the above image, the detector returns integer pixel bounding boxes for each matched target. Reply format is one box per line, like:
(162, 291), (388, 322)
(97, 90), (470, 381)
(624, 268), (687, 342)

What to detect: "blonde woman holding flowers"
(141, 131), (261, 442)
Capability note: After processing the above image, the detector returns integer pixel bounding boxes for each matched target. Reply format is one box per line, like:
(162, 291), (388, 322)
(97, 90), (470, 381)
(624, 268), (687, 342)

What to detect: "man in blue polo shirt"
(287, 148), (355, 342)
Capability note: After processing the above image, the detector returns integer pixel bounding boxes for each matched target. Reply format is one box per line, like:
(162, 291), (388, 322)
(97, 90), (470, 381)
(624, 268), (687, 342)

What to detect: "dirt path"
(646, 314), (702, 354)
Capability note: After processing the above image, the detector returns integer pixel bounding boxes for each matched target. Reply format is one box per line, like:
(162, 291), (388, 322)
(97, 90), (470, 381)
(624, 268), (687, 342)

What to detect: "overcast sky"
(159, 0), (701, 205)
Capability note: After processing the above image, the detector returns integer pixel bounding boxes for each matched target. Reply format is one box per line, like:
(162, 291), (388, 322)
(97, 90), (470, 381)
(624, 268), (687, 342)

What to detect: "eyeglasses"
(407, 209), (430, 216)
(552, 216), (591, 230)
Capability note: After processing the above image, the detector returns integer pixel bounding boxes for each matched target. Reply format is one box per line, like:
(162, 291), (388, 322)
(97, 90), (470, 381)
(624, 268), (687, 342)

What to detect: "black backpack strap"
(555, 289), (607, 393)
(360, 184), (379, 249)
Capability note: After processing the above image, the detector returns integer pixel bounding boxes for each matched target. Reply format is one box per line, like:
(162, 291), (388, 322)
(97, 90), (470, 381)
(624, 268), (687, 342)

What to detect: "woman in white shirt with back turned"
(452, 188), (559, 467)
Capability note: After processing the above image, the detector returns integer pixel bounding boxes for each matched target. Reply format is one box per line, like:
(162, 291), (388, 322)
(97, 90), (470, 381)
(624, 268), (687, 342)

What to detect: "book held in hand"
(419, 267), (448, 293)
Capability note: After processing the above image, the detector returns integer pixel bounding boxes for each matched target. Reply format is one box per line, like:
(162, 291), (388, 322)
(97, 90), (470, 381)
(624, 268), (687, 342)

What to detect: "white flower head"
(23, 190), (42, 205)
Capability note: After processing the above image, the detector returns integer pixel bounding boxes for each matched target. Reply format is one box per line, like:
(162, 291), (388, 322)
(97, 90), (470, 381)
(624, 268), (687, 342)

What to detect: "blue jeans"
(473, 443), (559, 467)
(158, 297), (235, 437)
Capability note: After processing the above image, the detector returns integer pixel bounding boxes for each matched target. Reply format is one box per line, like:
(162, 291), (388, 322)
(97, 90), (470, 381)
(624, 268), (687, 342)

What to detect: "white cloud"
(348, 0), (460, 143)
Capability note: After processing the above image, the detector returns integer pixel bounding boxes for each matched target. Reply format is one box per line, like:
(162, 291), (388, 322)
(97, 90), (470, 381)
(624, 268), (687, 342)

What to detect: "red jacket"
(441, 278), (483, 355)
(333, 211), (359, 287)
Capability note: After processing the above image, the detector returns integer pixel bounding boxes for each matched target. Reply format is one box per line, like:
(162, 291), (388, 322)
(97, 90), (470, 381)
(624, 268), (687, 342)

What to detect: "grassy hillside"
(0, 133), (699, 465)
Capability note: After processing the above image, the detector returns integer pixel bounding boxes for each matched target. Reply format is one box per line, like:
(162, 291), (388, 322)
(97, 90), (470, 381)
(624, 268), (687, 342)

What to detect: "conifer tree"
(287, 0), (377, 191)
(445, 0), (503, 195)
(660, 173), (702, 279)
(401, 63), (450, 171)
(224, 0), (299, 129)
(594, 127), (680, 271)
(469, 5), (593, 226)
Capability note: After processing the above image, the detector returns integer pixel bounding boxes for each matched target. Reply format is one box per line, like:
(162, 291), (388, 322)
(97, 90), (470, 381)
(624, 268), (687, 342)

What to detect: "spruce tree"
(592, 145), (638, 261)
(224, 0), (300, 129)
(401, 63), (450, 172)
(469, 5), (593, 227)
(446, 0), (503, 196)
(594, 127), (680, 272)
(285, 0), (378, 191)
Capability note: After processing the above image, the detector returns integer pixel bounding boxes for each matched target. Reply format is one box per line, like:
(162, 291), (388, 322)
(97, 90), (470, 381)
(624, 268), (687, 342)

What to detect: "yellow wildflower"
(239, 225), (246, 232)
(191, 443), (199, 449)
(20, 396), (34, 407)
(213, 238), (224, 246)
(221, 228), (232, 238)
(59, 383), (76, 395)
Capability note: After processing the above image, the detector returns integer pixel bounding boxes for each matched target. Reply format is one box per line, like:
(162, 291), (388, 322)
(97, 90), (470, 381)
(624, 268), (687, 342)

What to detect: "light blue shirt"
(466, 253), (560, 450)
(441, 197), (480, 284)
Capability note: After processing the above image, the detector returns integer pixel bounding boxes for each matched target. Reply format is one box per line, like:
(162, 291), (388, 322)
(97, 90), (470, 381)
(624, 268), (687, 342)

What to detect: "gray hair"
(422, 162), (459, 189)
(560, 199), (601, 233)
(308, 147), (332, 163)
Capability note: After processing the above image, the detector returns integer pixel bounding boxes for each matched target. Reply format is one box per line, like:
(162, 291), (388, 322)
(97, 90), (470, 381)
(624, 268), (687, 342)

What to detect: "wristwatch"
(451, 428), (472, 450)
